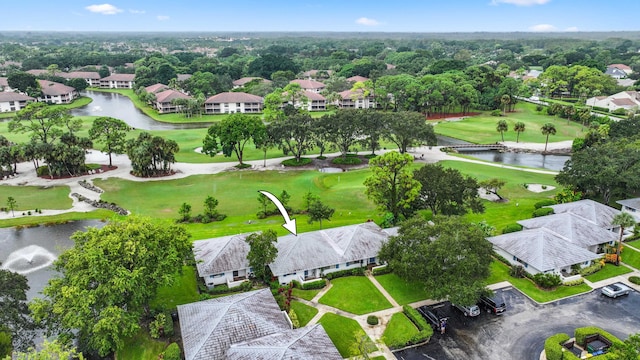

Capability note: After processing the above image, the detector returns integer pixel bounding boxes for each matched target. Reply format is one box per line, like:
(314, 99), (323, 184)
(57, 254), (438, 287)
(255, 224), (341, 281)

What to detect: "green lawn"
(621, 247), (640, 270)
(382, 312), (421, 349)
(292, 288), (322, 301)
(375, 273), (430, 305)
(290, 301), (319, 327)
(434, 102), (585, 144)
(149, 266), (200, 312)
(319, 276), (392, 315)
(625, 240), (640, 251)
(488, 260), (592, 303)
(585, 263), (633, 282)
(318, 313), (377, 358)
(0, 184), (73, 212)
(116, 329), (167, 360)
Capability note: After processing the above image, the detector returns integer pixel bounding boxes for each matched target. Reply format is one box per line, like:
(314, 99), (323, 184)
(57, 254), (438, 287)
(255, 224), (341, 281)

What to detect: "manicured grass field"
(375, 273), (430, 305)
(0, 184), (73, 211)
(290, 301), (319, 327)
(382, 312), (421, 349)
(292, 288), (322, 301)
(621, 247), (640, 270)
(116, 329), (167, 360)
(318, 313), (377, 357)
(149, 266), (200, 312)
(488, 260), (592, 303)
(441, 160), (560, 232)
(319, 277), (392, 315)
(625, 240), (640, 251)
(434, 102), (585, 144)
(585, 263), (633, 282)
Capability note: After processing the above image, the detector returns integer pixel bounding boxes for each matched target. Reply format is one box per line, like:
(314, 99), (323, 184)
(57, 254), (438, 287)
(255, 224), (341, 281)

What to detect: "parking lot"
(395, 285), (640, 360)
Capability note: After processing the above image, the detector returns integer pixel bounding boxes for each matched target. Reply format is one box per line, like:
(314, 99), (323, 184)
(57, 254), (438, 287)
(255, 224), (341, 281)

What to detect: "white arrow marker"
(259, 190), (297, 236)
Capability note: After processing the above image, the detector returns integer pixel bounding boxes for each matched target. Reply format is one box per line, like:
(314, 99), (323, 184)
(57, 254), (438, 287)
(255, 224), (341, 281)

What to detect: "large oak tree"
(203, 113), (266, 166)
(413, 163), (484, 216)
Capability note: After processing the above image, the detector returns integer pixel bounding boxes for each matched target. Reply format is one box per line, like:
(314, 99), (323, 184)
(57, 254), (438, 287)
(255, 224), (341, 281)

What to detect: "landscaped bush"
(300, 279), (326, 290)
(534, 199), (557, 209)
(502, 223), (523, 234)
(289, 309), (300, 328)
(332, 156), (362, 165)
(324, 267), (365, 280)
(563, 278), (585, 286)
(509, 265), (526, 278)
(208, 280), (252, 295)
(162, 343), (181, 360)
(149, 313), (166, 339)
(533, 273), (562, 289)
(367, 315), (379, 325)
(493, 253), (511, 266)
(532, 207), (554, 217)
(544, 333), (570, 360)
(402, 305), (433, 344)
(574, 326), (623, 348)
(36, 166), (50, 177)
(490, 109), (502, 116)
(372, 266), (392, 276)
(282, 157), (313, 167)
(629, 276), (640, 285)
(579, 262), (603, 276)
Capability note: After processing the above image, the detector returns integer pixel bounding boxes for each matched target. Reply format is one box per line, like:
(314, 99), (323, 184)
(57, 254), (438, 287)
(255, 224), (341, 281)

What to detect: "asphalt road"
(394, 285), (640, 360)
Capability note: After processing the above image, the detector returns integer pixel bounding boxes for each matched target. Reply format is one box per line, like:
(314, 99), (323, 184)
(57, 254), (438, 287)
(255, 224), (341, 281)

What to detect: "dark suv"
(417, 305), (449, 331)
(479, 294), (506, 315)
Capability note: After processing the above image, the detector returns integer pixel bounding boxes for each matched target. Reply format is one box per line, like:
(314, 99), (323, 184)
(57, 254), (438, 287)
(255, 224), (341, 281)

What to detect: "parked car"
(601, 283), (632, 298)
(479, 294), (506, 315)
(417, 305), (449, 332)
(452, 303), (481, 317)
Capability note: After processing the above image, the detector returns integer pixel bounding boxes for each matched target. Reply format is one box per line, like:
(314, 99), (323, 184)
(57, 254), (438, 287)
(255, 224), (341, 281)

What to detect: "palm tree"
(612, 212), (636, 266)
(514, 122), (525, 143)
(541, 123), (556, 152)
(500, 94), (511, 115)
(496, 120), (508, 142)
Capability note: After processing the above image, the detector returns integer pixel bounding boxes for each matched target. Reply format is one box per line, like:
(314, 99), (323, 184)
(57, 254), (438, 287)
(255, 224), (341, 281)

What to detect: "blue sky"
(2, 0), (639, 33)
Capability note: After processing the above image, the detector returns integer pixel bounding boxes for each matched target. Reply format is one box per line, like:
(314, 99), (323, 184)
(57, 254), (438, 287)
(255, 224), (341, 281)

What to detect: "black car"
(417, 305), (449, 332)
(479, 294), (506, 315)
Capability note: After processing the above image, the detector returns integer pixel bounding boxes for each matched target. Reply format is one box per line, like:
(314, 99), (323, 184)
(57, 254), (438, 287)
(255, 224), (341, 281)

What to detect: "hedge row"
(292, 279), (326, 290)
(163, 343), (181, 360)
(534, 199), (557, 209)
(502, 223), (523, 234)
(532, 207), (554, 217)
(401, 305), (433, 347)
(209, 280), (253, 295)
(579, 262), (603, 276)
(574, 326), (623, 348)
(325, 267), (365, 280)
(544, 333), (570, 360)
(372, 266), (392, 276)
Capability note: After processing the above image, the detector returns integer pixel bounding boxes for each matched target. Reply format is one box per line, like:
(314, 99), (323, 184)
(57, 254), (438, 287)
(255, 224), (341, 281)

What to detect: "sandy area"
(526, 183), (556, 193)
(500, 140), (573, 152)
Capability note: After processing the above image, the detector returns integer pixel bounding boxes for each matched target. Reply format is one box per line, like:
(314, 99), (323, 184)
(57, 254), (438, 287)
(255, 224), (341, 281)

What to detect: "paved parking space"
(395, 285), (640, 360)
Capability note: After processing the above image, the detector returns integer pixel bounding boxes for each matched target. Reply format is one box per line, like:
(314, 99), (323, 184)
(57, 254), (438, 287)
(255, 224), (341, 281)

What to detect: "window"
(210, 273), (225, 278)
(233, 270), (238, 277)
(335, 264), (339, 269)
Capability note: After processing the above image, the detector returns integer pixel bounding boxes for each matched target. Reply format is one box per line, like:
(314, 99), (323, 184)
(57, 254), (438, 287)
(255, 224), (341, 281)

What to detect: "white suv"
(452, 303), (481, 317)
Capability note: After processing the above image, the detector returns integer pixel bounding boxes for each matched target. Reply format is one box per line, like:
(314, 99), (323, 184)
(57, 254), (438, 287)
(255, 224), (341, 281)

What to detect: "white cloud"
(129, 9), (146, 14)
(491, 0), (550, 6)
(564, 26), (579, 32)
(157, 15), (170, 21)
(85, 4), (123, 15)
(355, 17), (380, 26)
(529, 24), (556, 32)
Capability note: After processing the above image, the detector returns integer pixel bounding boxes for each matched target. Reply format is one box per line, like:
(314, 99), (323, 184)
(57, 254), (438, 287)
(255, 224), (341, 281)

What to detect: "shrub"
(544, 333), (570, 360)
(490, 109), (502, 116)
(324, 267), (365, 280)
(163, 343), (181, 360)
(372, 266), (392, 276)
(208, 281), (252, 295)
(402, 305), (433, 344)
(149, 313), (166, 339)
(579, 262), (603, 276)
(36, 166), (50, 177)
(533, 273), (562, 289)
(502, 223), (523, 234)
(282, 157), (313, 167)
(509, 265), (526, 278)
(536, 105), (544, 112)
(289, 309), (300, 328)
(629, 276), (640, 285)
(367, 315), (379, 325)
(532, 208), (554, 217)
(332, 156), (362, 165)
(493, 252), (511, 266)
(574, 326), (623, 348)
(163, 312), (174, 337)
(301, 279), (326, 290)
(563, 278), (585, 286)
(534, 199), (557, 209)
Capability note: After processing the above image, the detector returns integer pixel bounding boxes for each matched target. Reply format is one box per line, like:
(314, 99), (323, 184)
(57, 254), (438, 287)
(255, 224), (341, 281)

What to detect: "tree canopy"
(0, 267), (35, 352)
(245, 230), (278, 282)
(202, 113), (266, 165)
(379, 216), (494, 305)
(88, 117), (130, 167)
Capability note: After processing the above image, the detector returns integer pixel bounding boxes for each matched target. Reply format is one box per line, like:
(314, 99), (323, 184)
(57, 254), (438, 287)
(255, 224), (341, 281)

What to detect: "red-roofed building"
(0, 92), (34, 112)
(0, 77), (12, 92)
(65, 71), (101, 87)
(205, 92), (264, 114)
(586, 90), (640, 112)
(232, 77), (271, 89)
(145, 83), (170, 94)
(608, 64), (633, 75)
(300, 70), (333, 80)
(347, 75), (369, 83)
(37, 80), (78, 104)
(100, 74), (135, 89)
(289, 79), (325, 93)
(154, 89), (193, 114)
(338, 89), (376, 109)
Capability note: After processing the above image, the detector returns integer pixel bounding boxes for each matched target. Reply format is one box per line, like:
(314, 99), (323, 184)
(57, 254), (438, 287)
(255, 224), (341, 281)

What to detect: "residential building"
(65, 71), (101, 87)
(232, 77), (271, 89)
(193, 233), (252, 289)
(301, 70), (332, 80)
(608, 64), (633, 76)
(0, 92), (34, 112)
(289, 79), (325, 93)
(606, 67), (628, 79)
(145, 83), (170, 94)
(616, 197), (640, 223)
(586, 91), (640, 112)
(0, 77), (12, 92)
(154, 89), (193, 114)
(99, 74), (135, 89)
(177, 74), (192, 82)
(347, 75), (369, 83)
(204, 92), (263, 114)
(26, 69), (52, 77)
(299, 90), (326, 111)
(338, 89), (376, 109)
(37, 80), (78, 104)
(546, 199), (622, 231)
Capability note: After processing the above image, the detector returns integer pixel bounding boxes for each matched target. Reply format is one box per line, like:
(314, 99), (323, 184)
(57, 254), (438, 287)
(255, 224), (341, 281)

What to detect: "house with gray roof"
(226, 323), (342, 360)
(0, 92), (34, 112)
(616, 197), (640, 224)
(205, 92), (263, 114)
(545, 199), (622, 231)
(178, 289), (291, 360)
(488, 228), (600, 276)
(37, 80), (78, 104)
(193, 233), (252, 288)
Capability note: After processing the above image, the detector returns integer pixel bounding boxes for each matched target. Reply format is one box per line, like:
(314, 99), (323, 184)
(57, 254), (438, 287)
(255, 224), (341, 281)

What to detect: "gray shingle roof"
(518, 213), (618, 248)
(546, 199), (621, 229)
(270, 222), (388, 276)
(226, 324), (342, 360)
(617, 197), (640, 210)
(0, 92), (34, 102)
(290, 79), (325, 90)
(178, 289), (290, 360)
(193, 233), (251, 277)
(488, 228), (601, 272)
